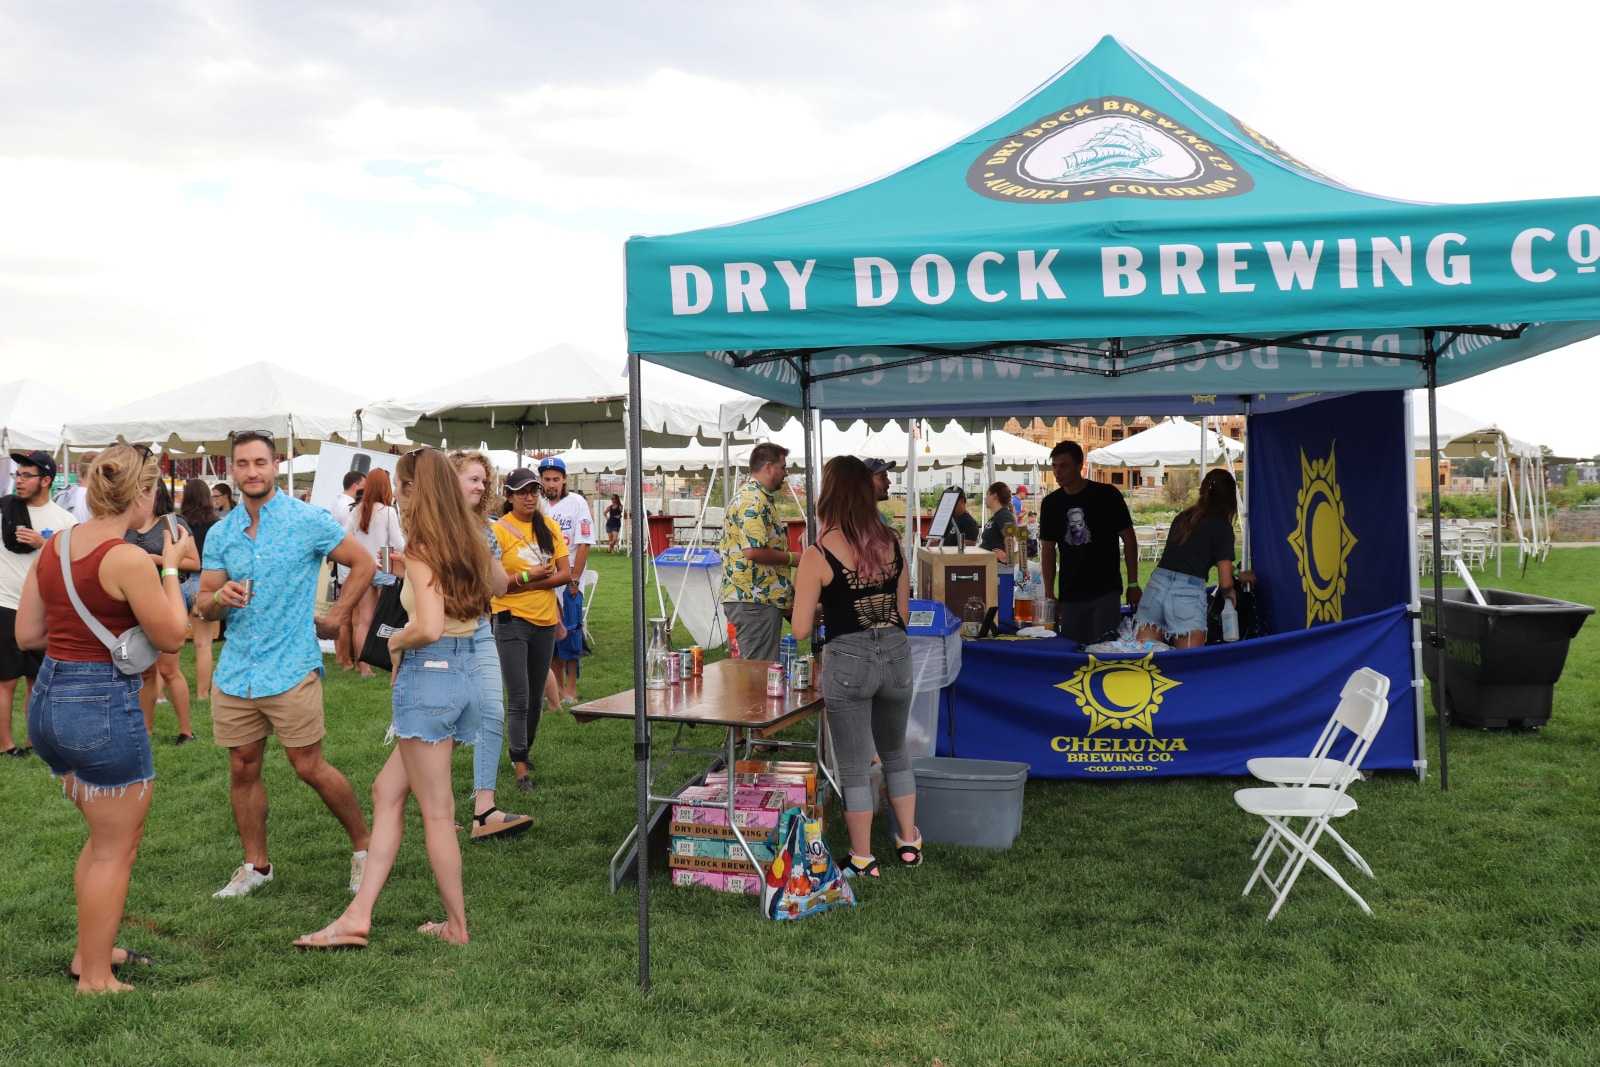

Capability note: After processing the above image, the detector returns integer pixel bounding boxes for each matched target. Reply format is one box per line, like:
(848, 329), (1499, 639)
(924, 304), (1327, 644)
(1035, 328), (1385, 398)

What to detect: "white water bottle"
(1220, 594), (1240, 643)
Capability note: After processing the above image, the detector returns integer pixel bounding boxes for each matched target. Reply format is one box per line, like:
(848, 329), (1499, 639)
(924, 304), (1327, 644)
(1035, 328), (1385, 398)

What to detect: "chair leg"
(1250, 814), (1371, 921)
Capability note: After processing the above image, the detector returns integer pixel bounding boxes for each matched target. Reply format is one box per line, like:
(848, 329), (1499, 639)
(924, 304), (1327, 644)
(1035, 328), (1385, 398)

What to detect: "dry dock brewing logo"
(968, 97), (1254, 204)
(1288, 444), (1359, 627)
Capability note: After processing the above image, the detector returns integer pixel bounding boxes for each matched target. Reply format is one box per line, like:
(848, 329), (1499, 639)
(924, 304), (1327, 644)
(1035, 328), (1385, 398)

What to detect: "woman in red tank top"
(14, 445), (191, 994)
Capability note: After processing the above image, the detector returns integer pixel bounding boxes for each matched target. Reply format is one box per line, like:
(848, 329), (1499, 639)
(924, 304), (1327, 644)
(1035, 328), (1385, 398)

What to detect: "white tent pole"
(983, 419), (995, 522)
(1495, 438), (1504, 578)
(287, 417), (296, 493)
(905, 421), (918, 594)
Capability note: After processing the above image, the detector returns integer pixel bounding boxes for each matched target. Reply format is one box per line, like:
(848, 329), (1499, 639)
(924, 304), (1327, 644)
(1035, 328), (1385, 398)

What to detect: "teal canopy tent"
(616, 35), (1595, 991)
(626, 36), (1600, 419)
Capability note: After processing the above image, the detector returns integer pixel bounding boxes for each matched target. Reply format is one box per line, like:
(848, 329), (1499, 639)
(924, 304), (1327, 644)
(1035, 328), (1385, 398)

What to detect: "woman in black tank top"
(790, 456), (923, 878)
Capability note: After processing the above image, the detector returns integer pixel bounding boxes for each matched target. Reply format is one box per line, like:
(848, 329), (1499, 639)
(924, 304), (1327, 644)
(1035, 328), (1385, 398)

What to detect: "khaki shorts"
(212, 672), (326, 749)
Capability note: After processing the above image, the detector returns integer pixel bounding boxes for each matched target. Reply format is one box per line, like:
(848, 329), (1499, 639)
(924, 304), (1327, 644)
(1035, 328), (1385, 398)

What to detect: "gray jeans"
(723, 600), (783, 662)
(822, 628), (914, 813)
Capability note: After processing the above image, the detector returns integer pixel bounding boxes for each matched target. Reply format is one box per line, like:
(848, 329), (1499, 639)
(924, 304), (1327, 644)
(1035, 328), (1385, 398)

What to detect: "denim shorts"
(28, 657), (154, 792)
(1135, 567), (1208, 637)
(391, 636), (482, 745)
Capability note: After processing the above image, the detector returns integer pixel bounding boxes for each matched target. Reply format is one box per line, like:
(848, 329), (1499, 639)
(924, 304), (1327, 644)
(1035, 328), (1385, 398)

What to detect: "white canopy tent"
(372, 343), (771, 452)
(63, 362), (411, 488)
(1088, 416), (1245, 471)
(2, 378), (103, 494)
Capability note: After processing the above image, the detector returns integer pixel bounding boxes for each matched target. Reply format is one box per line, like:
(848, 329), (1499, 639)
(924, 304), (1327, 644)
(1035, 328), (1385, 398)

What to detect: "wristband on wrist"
(521, 570), (530, 586)
(1127, 583), (1140, 589)
(162, 568), (179, 578)
(213, 589), (222, 605)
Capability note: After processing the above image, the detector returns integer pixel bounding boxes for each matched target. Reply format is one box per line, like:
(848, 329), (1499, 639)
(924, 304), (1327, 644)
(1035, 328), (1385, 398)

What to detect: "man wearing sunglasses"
(2, 451), (77, 759)
(195, 431), (375, 900)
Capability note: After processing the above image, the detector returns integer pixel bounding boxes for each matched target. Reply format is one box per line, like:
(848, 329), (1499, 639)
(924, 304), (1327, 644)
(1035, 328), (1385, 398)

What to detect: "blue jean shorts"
(391, 636), (482, 745)
(1135, 567), (1209, 637)
(28, 657), (153, 792)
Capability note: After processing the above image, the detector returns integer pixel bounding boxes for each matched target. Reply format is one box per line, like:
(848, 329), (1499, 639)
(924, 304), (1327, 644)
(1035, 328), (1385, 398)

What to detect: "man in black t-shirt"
(1038, 441), (1140, 644)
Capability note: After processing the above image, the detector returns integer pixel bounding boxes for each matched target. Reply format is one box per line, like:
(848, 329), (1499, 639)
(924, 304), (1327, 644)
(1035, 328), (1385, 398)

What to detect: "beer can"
(766, 663), (785, 697)
(379, 546), (392, 572)
(666, 651), (681, 684)
(239, 578), (254, 605)
(792, 655), (812, 690)
(688, 646), (703, 676)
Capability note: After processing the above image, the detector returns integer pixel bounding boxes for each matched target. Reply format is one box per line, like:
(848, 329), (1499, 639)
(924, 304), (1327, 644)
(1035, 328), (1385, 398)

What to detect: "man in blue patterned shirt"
(196, 431), (376, 900)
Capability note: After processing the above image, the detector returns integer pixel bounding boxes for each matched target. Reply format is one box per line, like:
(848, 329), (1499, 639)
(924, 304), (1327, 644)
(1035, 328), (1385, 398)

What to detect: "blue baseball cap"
(537, 456), (567, 475)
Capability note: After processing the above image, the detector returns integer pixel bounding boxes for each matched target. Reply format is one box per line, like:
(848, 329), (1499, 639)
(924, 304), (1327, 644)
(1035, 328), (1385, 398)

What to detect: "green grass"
(4, 549), (1600, 1065)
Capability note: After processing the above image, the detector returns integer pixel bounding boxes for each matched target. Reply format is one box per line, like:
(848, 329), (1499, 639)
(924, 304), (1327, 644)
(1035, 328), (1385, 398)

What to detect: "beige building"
(1004, 414), (1246, 489)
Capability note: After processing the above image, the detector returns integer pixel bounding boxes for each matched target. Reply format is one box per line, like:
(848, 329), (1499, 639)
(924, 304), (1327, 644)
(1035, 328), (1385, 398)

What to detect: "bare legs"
(299, 739), (466, 945)
(1134, 623), (1204, 649)
(1, 676), (32, 750)
(69, 777), (152, 994)
(229, 738), (371, 869)
(191, 617), (218, 701)
(351, 586), (378, 678)
(138, 652), (191, 737)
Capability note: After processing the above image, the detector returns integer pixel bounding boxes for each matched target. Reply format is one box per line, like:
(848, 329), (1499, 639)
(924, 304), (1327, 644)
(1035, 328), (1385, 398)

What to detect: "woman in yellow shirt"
(490, 468), (570, 792)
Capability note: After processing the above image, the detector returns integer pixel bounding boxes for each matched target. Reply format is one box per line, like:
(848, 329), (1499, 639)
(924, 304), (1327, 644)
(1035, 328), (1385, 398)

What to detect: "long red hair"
(357, 469), (394, 533)
(817, 456), (896, 585)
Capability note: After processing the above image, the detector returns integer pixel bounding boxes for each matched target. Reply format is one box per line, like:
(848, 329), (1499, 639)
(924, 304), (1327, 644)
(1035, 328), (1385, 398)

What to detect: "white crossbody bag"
(57, 526), (161, 676)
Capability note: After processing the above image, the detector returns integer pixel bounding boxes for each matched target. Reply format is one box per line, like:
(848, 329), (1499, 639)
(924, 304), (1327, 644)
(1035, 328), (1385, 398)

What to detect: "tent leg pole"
(1426, 339), (1450, 791)
(801, 359), (816, 544)
(626, 354), (651, 996)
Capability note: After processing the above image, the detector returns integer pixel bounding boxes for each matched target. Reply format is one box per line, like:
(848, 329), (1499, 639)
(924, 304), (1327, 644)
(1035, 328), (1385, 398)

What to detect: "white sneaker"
(213, 862), (272, 899)
(349, 850), (368, 894)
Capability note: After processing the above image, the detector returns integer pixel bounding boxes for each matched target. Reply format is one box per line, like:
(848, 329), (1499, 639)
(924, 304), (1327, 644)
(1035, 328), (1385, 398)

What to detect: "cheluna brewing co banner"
(943, 606), (1416, 779)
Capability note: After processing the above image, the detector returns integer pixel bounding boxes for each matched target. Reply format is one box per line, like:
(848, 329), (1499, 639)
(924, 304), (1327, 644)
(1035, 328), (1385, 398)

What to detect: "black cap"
(861, 457), (893, 476)
(9, 450), (57, 483)
(504, 467), (539, 492)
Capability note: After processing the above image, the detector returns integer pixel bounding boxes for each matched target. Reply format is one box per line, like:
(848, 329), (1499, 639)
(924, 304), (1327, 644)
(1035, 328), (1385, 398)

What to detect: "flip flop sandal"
(292, 932), (368, 951)
(470, 807), (532, 841)
(68, 947), (153, 979)
(417, 921), (463, 943)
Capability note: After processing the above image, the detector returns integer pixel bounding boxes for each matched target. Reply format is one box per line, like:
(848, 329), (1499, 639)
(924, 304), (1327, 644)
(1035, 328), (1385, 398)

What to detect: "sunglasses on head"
(228, 430), (275, 446)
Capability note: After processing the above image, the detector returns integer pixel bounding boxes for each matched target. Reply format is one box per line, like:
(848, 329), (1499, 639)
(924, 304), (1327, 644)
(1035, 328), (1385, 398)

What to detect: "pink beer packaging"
(669, 760), (818, 895)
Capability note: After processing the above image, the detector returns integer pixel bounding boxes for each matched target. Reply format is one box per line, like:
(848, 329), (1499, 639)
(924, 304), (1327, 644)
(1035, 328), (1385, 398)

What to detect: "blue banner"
(940, 606), (1416, 779)
(1248, 390), (1412, 635)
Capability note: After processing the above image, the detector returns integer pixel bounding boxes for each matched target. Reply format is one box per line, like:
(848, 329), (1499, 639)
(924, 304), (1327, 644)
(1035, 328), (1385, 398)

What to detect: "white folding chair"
(1246, 667), (1391, 878)
(1234, 683), (1390, 920)
(579, 572), (598, 630)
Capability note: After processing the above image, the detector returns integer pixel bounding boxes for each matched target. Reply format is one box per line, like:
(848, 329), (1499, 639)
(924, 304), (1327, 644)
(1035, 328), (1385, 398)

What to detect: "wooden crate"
(916, 547), (998, 619)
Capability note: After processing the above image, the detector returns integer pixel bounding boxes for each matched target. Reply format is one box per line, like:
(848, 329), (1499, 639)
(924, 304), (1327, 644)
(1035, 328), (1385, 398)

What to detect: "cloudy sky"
(3, 0), (1597, 455)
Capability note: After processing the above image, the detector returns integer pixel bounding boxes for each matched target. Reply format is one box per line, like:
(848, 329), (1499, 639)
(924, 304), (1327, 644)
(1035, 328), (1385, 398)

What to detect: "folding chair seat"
(1234, 684), (1389, 920)
(1246, 668), (1390, 878)
(578, 569), (599, 648)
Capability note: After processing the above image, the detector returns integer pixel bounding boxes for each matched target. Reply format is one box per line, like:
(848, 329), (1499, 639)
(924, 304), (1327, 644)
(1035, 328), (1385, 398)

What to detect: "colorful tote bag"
(761, 806), (856, 920)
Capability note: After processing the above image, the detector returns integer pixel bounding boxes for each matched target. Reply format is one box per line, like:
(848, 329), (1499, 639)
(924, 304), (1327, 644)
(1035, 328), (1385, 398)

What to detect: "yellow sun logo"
(1287, 444), (1358, 627)
(1055, 654), (1180, 736)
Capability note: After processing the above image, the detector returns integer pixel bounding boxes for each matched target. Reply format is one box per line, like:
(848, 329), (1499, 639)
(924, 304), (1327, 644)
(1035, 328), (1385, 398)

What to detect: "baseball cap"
(9, 450), (57, 483)
(504, 468), (539, 492)
(537, 455), (567, 475)
(861, 458), (893, 476)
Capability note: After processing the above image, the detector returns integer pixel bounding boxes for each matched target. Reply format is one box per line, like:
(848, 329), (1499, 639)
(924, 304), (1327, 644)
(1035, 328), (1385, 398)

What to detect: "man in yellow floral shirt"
(719, 442), (795, 661)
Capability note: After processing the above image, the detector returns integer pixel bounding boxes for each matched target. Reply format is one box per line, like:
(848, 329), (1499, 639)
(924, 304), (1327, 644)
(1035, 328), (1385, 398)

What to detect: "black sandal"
(470, 807), (532, 841)
(845, 854), (881, 879)
(894, 834), (924, 868)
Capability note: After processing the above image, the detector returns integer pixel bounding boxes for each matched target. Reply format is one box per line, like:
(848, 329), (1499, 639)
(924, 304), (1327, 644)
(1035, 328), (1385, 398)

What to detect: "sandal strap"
(473, 807), (501, 826)
(846, 854), (881, 878)
(894, 835), (923, 866)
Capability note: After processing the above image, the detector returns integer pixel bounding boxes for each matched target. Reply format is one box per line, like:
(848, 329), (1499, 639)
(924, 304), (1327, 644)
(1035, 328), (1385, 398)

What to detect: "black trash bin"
(1420, 589), (1595, 729)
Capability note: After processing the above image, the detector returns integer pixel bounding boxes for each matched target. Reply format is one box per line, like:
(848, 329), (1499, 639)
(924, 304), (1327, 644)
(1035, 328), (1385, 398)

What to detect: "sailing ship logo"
(967, 96), (1253, 204)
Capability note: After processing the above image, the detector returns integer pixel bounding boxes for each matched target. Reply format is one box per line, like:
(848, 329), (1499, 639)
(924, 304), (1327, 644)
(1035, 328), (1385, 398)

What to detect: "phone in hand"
(163, 513), (182, 541)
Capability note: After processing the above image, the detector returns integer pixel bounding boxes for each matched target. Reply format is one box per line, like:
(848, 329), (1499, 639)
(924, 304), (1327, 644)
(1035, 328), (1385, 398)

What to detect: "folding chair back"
(1234, 686), (1390, 919)
(1249, 667), (1391, 788)
(579, 568), (599, 626)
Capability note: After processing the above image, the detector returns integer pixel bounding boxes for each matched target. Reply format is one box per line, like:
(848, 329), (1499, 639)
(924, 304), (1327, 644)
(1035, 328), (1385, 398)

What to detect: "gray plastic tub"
(909, 756), (1029, 850)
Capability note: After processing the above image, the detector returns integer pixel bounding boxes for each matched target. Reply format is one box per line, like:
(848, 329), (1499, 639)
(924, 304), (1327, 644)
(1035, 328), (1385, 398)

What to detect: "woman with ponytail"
(1134, 468), (1239, 649)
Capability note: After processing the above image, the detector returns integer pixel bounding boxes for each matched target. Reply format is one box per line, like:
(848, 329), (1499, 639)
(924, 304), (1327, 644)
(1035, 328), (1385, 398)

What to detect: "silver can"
(666, 651), (681, 684)
(766, 663), (785, 697)
(792, 655), (812, 690)
(239, 578), (254, 606)
(378, 546), (392, 572)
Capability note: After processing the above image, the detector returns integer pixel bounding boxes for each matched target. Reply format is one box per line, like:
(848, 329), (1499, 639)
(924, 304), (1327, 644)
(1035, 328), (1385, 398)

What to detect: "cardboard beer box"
(670, 820), (744, 841)
(670, 803), (784, 830)
(733, 760), (819, 794)
(702, 772), (811, 807)
(671, 836), (729, 859)
(670, 868), (760, 895)
(668, 853), (773, 875)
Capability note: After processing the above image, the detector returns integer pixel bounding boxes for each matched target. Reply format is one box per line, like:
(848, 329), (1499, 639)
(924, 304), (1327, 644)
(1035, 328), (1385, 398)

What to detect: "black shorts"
(0, 606), (45, 683)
